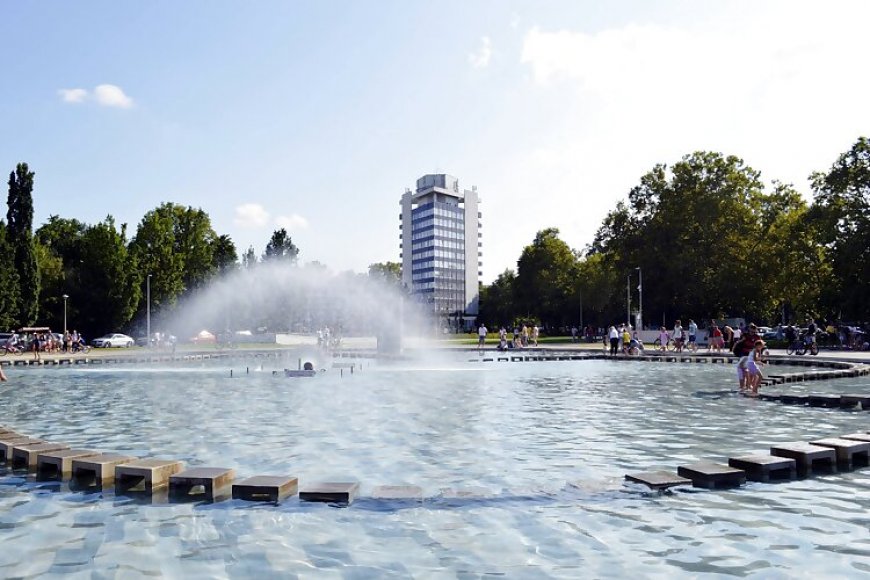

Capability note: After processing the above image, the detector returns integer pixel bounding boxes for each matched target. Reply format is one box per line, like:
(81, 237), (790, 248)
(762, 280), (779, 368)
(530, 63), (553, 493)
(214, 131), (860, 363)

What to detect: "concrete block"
(169, 467), (235, 501)
(300, 481), (360, 504)
(624, 470), (692, 491)
(371, 485), (424, 500)
(810, 437), (870, 470)
(677, 462), (746, 489)
(232, 475), (298, 503)
(770, 443), (837, 477)
(11, 442), (70, 469)
(36, 449), (100, 480)
(0, 437), (44, 463)
(728, 455), (796, 482)
(71, 454), (135, 489)
(115, 459), (185, 493)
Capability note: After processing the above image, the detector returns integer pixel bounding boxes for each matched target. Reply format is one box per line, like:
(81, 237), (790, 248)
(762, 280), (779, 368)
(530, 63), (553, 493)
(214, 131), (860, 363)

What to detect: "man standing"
(687, 319), (698, 352)
(673, 320), (684, 352)
(609, 325), (619, 356)
(478, 323), (488, 353)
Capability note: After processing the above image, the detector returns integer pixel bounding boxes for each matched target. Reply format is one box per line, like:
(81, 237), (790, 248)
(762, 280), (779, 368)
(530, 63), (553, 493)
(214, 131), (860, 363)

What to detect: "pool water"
(1, 357), (868, 577)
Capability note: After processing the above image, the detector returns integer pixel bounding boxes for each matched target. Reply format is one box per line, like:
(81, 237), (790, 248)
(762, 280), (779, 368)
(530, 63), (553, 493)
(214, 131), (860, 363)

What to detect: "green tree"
(515, 228), (579, 327)
(6, 163), (39, 325)
(0, 221), (21, 330)
(130, 204), (184, 313)
(263, 228), (299, 263)
(368, 261), (402, 287)
(809, 137), (870, 321)
(76, 217), (141, 336)
(478, 269), (517, 327)
(241, 246), (257, 269)
(212, 234), (238, 274)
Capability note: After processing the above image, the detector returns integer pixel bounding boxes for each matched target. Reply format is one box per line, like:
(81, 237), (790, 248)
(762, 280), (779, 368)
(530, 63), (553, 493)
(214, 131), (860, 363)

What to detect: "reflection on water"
(1, 358), (869, 577)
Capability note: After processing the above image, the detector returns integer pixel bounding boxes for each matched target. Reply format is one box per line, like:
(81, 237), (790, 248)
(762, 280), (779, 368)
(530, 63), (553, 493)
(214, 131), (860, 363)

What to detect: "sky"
(2, 0), (869, 283)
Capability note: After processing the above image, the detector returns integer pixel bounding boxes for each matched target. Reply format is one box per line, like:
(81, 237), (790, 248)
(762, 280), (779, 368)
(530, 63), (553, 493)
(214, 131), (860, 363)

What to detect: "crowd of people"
(3, 330), (87, 361)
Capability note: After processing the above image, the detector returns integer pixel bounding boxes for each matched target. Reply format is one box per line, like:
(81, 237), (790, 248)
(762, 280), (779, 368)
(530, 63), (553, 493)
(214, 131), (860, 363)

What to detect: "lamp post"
(62, 294), (69, 335)
(626, 273), (631, 329)
(146, 274), (152, 349)
(636, 266), (643, 331)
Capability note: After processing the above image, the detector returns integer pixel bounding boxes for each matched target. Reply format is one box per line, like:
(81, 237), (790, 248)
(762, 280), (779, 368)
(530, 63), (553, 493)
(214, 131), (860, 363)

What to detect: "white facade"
(400, 174), (481, 329)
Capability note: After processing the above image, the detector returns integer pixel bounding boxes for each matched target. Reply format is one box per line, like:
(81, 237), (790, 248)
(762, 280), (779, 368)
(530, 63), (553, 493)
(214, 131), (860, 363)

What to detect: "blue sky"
(2, 1), (868, 281)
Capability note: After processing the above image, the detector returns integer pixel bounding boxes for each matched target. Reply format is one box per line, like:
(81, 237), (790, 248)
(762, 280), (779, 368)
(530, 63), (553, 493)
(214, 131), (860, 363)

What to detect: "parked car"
(92, 333), (135, 348)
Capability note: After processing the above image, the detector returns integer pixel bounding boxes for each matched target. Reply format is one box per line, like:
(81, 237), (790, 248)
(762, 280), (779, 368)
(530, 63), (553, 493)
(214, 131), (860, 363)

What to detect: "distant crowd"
(3, 330), (88, 360)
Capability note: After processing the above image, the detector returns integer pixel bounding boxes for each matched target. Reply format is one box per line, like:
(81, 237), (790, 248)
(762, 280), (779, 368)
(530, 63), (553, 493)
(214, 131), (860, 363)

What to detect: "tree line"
(478, 137), (870, 331)
(0, 162), (302, 338)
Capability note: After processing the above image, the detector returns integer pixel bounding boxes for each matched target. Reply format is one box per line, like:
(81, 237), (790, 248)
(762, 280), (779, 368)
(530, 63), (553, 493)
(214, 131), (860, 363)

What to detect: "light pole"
(626, 273), (631, 329)
(62, 294), (69, 335)
(146, 274), (152, 349)
(636, 266), (643, 331)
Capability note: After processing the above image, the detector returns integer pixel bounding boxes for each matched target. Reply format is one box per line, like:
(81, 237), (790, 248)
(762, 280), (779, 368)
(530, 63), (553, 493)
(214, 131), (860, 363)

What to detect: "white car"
(92, 333), (135, 348)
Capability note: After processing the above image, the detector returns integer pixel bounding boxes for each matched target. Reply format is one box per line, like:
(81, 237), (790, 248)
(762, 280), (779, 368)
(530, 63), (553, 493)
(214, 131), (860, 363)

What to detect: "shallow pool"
(1, 356), (868, 577)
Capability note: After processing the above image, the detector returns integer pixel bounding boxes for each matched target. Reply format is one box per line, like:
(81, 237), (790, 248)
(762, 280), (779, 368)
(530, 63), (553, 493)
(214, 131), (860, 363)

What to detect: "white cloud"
(468, 36), (492, 69)
(234, 203), (271, 228)
(93, 84), (134, 108)
(58, 88), (88, 103)
(275, 213), (309, 231)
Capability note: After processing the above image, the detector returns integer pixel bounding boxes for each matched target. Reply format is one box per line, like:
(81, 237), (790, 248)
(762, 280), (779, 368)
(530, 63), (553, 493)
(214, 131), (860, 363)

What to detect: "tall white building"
(400, 174), (481, 331)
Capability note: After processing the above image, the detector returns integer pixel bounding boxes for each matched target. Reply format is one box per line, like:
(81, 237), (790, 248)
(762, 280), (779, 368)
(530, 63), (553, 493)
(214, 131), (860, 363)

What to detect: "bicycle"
(0, 344), (24, 356)
(653, 337), (676, 351)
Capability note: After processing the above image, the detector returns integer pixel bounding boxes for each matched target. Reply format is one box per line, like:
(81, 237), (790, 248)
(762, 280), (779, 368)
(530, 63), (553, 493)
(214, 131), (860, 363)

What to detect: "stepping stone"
(808, 394), (841, 408)
(624, 470), (692, 491)
(115, 459), (185, 493)
(232, 475), (298, 503)
(770, 443), (837, 477)
(810, 438), (870, 470)
(71, 454), (135, 488)
(840, 395), (870, 410)
(371, 485), (424, 500)
(758, 393), (782, 402)
(299, 482), (360, 504)
(677, 462), (746, 489)
(780, 394), (809, 405)
(36, 449), (100, 480)
(169, 467), (235, 501)
(841, 433), (870, 443)
(0, 437), (44, 462)
(728, 455), (796, 482)
(11, 442), (70, 469)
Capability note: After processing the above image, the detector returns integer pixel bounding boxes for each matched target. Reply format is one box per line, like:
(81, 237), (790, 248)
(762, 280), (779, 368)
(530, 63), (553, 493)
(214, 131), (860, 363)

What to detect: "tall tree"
(262, 228), (299, 263)
(212, 234), (238, 274)
(0, 221), (21, 330)
(368, 261), (402, 286)
(515, 228), (578, 326)
(809, 136), (870, 321)
(6, 163), (39, 325)
(478, 269), (517, 327)
(76, 217), (141, 336)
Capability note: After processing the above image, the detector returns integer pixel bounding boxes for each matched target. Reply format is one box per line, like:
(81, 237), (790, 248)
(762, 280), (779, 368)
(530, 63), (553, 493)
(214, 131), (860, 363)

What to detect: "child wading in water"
(746, 340), (766, 395)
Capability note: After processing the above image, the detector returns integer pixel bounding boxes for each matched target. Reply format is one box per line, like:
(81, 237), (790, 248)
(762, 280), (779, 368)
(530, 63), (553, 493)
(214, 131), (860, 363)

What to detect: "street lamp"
(626, 273), (631, 329)
(146, 274), (152, 349)
(636, 266), (643, 331)
(62, 294), (69, 335)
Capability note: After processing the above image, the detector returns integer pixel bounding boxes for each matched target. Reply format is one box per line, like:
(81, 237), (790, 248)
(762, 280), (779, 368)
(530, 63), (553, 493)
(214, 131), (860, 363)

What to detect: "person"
(805, 318), (817, 347)
(477, 323), (488, 352)
(532, 325), (539, 347)
(673, 320), (684, 352)
(629, 331), (642, 355)
(687, 319), (698, 352)
(498, 327), (508, 351)
(571, 326), (578, 343)
(746, 340), (766, 395)
(658, 326), (669, 351)
(621, 326), (631, 354)
(521, 324), (529, 347)
(723, 325), (734, 349)
(736, 354), (749, 391)
(732, 325), (742, 347)
(709, 323), (723, 353)
(0, 365), (6, 381)
(785, 324), (797, 345)
(608, 325), (619, 356)
(31, 333), (41, 361)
